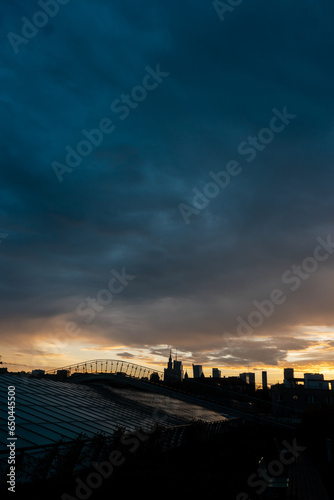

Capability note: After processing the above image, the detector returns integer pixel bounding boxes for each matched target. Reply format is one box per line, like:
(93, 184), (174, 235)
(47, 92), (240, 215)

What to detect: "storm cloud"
(1, 0), (334, 377)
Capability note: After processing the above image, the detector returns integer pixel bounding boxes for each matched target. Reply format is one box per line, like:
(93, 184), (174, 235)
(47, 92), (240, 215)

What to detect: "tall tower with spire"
(164, 349), (183, 383)
(167, 349), (173, 371)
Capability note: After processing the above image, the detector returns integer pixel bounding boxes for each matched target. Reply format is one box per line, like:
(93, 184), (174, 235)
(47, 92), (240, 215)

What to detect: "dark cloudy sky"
(1, 0), (334, 382)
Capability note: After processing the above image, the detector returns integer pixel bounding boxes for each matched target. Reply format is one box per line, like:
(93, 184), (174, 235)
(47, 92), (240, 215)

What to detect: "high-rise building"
(164, 350), (184, 383)
(192, 364), (203, 378)
(304, 373), (329, 390)
(284, 368), (294, 381)
(239, 372), (255, 387)
(284, 368), (294, 387)
(262, 371), (268, 390)
(212, 368), (221, 378)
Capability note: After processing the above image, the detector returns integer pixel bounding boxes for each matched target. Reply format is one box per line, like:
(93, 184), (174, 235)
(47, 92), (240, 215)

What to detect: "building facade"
(164, 351), (184, 383)
(271, 369), (334, 416)
(262, 371), (268, 390)
(239, 372), (255, 388)
(192, 364), (203, 378)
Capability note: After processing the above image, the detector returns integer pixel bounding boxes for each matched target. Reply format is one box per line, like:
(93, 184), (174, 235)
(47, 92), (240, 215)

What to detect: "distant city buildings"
(282, 368), (331, 390)
(271, 367), (334, 416)
(192, 364), (203, 378)
(284, 368), (294, 386)
(57, 369), (70, 379)
(239, 372), (255, 388)
(164, 350), (184, 383)
(212, 368), (221, 378)
(262, 371), (268, 390)
(304, 373), (329, 390)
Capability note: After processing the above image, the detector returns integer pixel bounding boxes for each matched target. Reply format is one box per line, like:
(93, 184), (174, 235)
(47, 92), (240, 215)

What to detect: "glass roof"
(0, 374), (229, 453)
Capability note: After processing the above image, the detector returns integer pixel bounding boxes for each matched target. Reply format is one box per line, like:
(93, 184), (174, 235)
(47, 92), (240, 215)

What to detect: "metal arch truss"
(45, 358), (164, 381)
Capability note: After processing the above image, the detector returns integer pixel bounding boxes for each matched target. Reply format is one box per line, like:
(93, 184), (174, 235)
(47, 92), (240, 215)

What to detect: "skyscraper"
(284, 368), (294, 381)
(164, 350), (184, 382)
(239, 372), (255, 388)
(283, 368), (294, 387)
(262, 371), (268, 390)
(192, 364), (203, 378)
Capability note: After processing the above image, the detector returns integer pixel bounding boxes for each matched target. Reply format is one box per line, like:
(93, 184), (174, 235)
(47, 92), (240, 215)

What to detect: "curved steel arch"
(45, 358), (164, 380)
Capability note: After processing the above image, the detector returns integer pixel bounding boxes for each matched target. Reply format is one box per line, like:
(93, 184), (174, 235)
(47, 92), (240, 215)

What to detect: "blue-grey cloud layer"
(1, 0), (334, 367)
